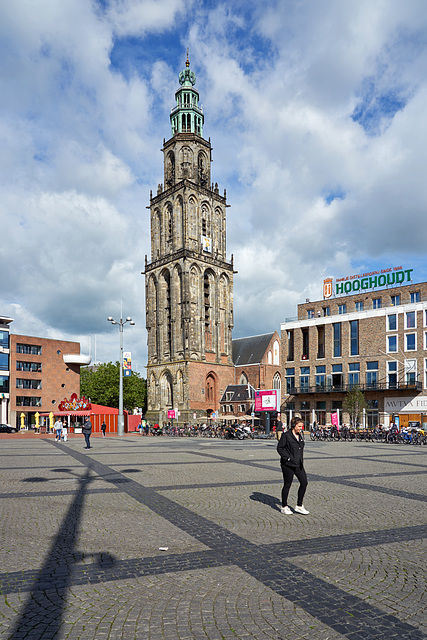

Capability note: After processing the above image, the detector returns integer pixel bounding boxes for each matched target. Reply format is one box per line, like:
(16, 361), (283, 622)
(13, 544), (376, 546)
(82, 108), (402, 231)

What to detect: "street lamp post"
(107, 314), (135, 436)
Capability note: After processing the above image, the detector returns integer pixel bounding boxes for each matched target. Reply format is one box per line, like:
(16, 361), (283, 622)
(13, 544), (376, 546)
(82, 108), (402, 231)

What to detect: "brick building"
(219, 332), (282, 421)
(233, 332), (281, 391)
(144, 55), (235, 424)
(280, 275), (427, 429)
(9, 334), (90, 428)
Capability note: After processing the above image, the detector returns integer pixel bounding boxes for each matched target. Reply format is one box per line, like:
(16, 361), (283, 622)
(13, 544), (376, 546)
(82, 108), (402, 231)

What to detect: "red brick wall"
(188, 361), (234, 412)
(10, 334), (81, 426)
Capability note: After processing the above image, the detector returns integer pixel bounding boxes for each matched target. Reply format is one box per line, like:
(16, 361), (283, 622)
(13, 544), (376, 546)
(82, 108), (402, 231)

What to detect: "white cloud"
(2, 0), (427, 373)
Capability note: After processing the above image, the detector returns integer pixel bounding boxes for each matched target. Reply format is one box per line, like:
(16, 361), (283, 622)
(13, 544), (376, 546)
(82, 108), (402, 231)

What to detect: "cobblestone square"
(0, 435), (426, 639)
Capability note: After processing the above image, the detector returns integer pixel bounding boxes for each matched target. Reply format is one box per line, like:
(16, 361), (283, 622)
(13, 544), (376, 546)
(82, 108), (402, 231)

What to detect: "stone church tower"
(144, 55), (235, 425)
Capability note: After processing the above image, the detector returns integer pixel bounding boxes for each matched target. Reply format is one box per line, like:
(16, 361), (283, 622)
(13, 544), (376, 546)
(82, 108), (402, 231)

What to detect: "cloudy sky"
(2, 0), (427, 376)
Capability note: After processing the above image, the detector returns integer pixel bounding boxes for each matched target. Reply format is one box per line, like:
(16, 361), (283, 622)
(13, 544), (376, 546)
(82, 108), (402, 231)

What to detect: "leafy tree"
(80, 362), (147, 414)
(343, 386), (367, 428)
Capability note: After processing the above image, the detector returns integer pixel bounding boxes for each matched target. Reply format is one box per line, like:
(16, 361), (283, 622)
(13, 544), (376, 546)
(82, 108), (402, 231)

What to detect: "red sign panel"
(254, 390), (278, 412)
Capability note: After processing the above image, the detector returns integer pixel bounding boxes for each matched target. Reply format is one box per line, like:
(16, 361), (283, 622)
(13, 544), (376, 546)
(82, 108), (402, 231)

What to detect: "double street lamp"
(107, 314), (135, 436)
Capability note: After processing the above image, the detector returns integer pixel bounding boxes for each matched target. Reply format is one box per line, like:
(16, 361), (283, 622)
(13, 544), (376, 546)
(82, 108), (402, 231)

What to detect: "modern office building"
(280, 271), (427, 429)
(0, 315), (13, 424)
(9, 334), (90, 428)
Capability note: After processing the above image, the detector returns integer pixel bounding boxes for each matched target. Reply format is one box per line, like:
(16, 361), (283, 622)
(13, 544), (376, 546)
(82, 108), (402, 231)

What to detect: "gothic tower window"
(205, 373), (216, 404)
(273, 372), (281, 395)
(166, 204), (173, 247)
(201, 204), (211, 238)
(198, 152), (208, 187)
(176, 370), (184, 404)
(165, 151), (175, 188)
(161, 270), (172, 357)
(147, 276), (159, 361)
(148, 373), (157, 409)
(239, 372), (248, 385)
(219, 274), (228, 354)
(160, 371), (173, 408)
(204, 270), (214, 351)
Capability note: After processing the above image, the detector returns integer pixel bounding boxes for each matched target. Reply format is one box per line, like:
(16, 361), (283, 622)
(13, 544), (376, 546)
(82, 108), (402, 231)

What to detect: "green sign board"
(335, 268), (413, 295)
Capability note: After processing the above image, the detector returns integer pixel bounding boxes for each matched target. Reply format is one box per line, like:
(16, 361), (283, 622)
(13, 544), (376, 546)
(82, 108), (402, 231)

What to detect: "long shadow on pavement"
(8, 469), (92, 640)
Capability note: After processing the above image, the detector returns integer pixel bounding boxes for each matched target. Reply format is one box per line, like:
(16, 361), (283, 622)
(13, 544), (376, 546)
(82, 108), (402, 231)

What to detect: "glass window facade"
(388, 361), (397, 388)
(366, 362), (378, 388)
(15, 397), (42, 407)
(0, 375), (9, 393)
(406, 333), (416, 351)
(0, 353), (8, 371)
(388, 335), (397, 353)
(333, 323), (341, 357)
(350, 320), (359, 355)
(0, 331), (9, 349)
(16, 361), (42, 372)
(286, 368), (295, 393)
(387, 314), (397, 331)
(315, 365), (326, 390)
(16, 344), (42, 355)
(338, 304), (346, 315)
(410, 291), (420, 303)
(406, 311), (416, 329)
(348, 362), (360, 387)
(373, 298), (382, 309)
(16, 379), (42, 390)
(355, 301), (364, 311)
(300, 367), (310, 391)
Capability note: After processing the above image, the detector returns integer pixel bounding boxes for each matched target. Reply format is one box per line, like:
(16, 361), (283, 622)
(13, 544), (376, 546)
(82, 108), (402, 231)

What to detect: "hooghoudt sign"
(384, 396), (427, 414)
(324, 267), (413, 299)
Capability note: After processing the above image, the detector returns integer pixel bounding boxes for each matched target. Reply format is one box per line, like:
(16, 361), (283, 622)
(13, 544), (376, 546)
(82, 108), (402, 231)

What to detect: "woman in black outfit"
(277, 416), (309, 515)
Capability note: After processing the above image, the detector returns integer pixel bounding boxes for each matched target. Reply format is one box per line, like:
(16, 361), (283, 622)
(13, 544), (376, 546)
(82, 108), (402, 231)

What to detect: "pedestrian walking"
(277, 416), (309, 515)
(83, 417), (92, 449)
(101, 421), (106, 437)
(54, 418), (63, 442)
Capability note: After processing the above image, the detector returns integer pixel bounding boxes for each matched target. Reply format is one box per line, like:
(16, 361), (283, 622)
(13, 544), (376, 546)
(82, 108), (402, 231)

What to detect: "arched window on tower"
(273, 372), (281, 396)
(160, 371), (173, 409)
(273, 340), (280, 365)
(204, 271), (212, 350)
(239, 372), (248, 385)
(162, 270), (172, 356)
(166, 152), (175, 188)
(205, 373), (216, 404)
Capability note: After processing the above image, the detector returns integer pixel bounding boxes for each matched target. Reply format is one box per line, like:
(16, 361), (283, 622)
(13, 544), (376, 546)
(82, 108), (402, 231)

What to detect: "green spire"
(170, 51), (204, 136)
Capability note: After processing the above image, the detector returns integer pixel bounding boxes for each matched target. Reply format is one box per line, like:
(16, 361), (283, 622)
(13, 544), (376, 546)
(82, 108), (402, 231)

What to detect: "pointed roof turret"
(170, 52), (204, 137)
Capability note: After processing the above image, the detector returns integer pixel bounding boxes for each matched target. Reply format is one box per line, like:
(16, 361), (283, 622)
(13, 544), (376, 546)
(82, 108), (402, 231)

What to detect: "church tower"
(144, 54), (235, 425)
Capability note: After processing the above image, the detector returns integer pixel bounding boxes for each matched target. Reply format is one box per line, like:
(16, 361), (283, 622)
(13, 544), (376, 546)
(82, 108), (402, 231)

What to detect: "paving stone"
(0, 438), (426, 639)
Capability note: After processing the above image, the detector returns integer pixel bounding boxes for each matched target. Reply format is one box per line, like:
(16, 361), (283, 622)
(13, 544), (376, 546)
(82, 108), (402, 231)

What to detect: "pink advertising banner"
(254, 390), (278, 412)
(331, 412), (338, 426)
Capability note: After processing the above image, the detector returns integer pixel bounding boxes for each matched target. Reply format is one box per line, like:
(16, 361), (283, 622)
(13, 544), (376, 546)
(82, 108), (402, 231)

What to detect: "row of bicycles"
(142, 423), (259, 439)
(309, 425), (427, 445)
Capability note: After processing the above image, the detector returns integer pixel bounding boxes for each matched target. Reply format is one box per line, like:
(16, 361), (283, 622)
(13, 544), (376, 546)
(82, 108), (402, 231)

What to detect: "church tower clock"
(144, 54), (235, 424)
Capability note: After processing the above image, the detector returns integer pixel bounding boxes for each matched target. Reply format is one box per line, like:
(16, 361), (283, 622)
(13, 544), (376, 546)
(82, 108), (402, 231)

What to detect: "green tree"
(342, 386), (367, 428)
(80, 362), (147, 414)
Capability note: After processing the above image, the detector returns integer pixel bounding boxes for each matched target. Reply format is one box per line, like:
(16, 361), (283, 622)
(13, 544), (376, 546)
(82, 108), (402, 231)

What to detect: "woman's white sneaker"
(295, 505), (309, 515)
(280, 506), (293, 515)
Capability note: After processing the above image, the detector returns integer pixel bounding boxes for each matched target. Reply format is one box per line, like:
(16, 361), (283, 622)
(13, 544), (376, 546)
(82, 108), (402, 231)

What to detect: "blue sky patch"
(352, 76), (407, 136)
(324, 188), (345, 205)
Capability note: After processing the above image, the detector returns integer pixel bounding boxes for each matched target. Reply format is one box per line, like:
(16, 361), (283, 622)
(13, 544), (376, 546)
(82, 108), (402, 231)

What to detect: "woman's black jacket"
(277, 429), (304, 469)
